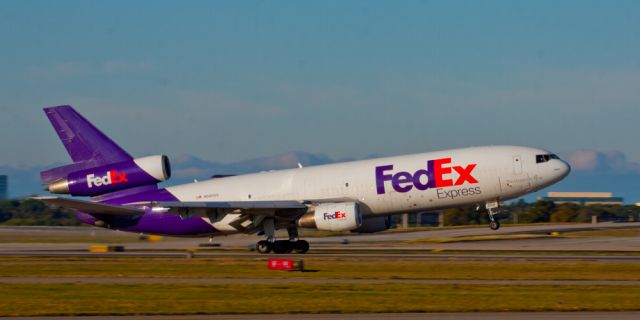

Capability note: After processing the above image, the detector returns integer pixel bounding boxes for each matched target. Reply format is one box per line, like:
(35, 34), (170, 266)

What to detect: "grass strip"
(1, 258), (640, 281)
(1, 283), (639, 316)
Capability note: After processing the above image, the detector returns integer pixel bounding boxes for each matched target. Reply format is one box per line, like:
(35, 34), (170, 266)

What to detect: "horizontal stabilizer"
(41, 162), (100, 185)
(33, 196), (144, 216)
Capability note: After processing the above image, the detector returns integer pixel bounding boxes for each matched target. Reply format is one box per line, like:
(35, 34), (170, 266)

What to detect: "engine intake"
(298, 202), (362, 232)
(46, 155), (171, 196)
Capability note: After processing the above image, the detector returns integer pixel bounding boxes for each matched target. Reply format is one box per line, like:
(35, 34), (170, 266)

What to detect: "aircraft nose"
(554, 159), (571, 180)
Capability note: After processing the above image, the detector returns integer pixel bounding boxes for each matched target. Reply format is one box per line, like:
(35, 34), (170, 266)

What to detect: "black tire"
(293, 240), (310, 254)
(272, 240), (292, 254)
(490, 220), (500, 230)
(256, 240), (272, 254)
(285, 241), (294, 253)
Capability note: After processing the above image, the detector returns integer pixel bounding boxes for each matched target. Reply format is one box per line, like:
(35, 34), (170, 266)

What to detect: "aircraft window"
(550, 154), (560, 159)
(536, 154), (551, 163)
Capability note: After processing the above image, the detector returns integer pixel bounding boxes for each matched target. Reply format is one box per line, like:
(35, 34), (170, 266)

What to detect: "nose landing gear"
(485, 201), (502, 230)
(489, 219), (501, 230)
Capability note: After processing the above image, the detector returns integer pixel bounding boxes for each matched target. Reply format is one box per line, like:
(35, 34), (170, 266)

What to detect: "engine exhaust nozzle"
(297, 212), (317, 228)
(47, 179), (70, 194)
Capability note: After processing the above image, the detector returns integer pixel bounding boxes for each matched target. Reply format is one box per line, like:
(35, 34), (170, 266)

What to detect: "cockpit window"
(536, 154), (551, 163)
(536, 154), (560, 163)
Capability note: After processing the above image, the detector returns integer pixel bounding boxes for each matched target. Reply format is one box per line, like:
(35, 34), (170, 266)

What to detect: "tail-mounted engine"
(46, 155), (171, 196)
(297, 202), (362, 232)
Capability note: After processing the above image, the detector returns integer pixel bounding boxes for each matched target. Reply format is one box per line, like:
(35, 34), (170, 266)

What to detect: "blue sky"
(1, 0), (639, 167)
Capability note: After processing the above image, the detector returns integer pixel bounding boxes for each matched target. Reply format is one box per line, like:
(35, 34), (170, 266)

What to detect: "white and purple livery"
(37, 105), (570, 254)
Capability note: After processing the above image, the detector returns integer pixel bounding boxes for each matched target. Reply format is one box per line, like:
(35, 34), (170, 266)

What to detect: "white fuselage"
(165, 146), (570, 219)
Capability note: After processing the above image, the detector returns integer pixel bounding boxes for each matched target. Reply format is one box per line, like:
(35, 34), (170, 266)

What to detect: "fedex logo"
(324, 211), (347, 220)
(86, 170), (128, 188)
(375, 158), (477, 194)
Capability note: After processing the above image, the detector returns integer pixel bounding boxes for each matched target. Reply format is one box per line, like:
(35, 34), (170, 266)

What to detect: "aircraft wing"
(33, 196), (145, 216)
(35, 197), (308, 218)
(141, 200), (308, 217)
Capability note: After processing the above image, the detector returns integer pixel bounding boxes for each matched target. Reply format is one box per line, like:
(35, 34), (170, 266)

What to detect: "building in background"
(542, 192), (624, 205)
(0, 175), (7, 200)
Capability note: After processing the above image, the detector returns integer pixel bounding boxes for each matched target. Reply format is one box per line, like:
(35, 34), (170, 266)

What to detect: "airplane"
(36, 105), (571, 254)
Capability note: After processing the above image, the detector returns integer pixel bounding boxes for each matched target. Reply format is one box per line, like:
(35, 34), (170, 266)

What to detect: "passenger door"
(513, 155), (523, 175)
(501, 155), (531, 195)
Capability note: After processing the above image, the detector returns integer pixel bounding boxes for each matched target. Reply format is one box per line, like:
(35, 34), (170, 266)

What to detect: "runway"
(1, 222), (639, 256)
(1, 250), (640, 262)
(2, 222), (640, 250)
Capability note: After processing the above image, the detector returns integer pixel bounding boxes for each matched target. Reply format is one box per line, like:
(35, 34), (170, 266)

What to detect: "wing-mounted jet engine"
(297, 202), (362, 231)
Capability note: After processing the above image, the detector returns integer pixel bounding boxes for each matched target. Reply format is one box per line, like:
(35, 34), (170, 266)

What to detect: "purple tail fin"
(41, 105), (133, 184)
(44, 105), (131, 163)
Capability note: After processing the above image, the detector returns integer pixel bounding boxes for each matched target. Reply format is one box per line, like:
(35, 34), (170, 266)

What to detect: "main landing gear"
(256, 239), (310, 254)
(485, 201), (501, 230)
(255, 218), (310, 254)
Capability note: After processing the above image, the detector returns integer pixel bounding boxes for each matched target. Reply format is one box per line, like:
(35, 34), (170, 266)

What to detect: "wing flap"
(35, 197), (307, 217)
(34, 196), (144, 216)
(151, 201), (307, 209)
(138, 200), (307, 217)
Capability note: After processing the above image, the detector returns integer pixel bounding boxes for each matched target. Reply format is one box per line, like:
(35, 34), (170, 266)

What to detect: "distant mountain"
(0, 151), (340, 198)
(2, 150), (639, 203)
(169, 151), (338, 184)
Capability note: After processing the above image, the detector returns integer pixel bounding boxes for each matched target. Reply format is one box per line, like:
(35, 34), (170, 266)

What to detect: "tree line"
(0, 199), (80, 226)
(442, 199), (640, 226)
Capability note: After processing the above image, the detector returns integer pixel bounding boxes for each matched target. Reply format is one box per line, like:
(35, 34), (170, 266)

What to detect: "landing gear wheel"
(256, 240), (272, 254)
(272, 240), (292, 254)
(293, 240), (310, 254)
(286, 242), (294, 253)
(485, 201), (502, 231)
